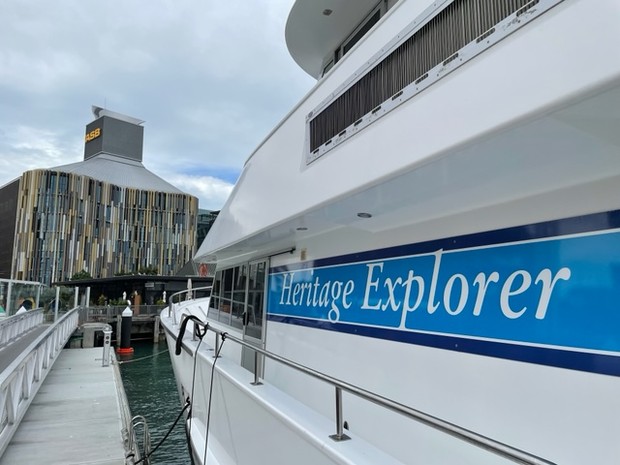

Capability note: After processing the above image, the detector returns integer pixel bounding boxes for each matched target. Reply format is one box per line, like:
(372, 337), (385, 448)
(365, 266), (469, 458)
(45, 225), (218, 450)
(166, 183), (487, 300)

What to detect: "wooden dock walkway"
(0, 348), (128, 465)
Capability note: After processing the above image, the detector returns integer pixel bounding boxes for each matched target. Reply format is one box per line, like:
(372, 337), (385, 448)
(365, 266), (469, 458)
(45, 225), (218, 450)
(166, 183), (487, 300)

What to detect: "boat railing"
(0, 307), (79, 457)
(0, 308), (45, 349)
(167, 286), (212, 322)
(178, 315), (557, 465)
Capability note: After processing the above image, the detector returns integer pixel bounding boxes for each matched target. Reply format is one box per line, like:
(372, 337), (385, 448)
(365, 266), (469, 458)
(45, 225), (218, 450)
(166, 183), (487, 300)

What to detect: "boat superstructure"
(161, 0), (620, 463)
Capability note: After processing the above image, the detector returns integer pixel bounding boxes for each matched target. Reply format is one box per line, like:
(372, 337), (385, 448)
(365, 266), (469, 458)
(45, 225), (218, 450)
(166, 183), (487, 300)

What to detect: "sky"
(0, 0), (315, 210)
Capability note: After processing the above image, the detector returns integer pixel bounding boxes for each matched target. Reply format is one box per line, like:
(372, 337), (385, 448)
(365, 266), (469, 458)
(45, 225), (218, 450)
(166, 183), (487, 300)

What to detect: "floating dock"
(0, 348), (129, 465)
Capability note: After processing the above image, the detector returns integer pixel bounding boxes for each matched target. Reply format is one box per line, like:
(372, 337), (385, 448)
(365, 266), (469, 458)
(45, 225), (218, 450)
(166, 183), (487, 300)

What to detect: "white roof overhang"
(285, 0), (381, 78)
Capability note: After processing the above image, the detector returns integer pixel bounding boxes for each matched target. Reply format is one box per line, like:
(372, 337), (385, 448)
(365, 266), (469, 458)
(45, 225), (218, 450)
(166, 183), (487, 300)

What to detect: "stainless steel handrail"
(178, 318), (557, 465)
(112, 353), (139, 465)
(130, 415), (151, 464)
(0, 308), (45, 348)
(167, 286), (212, 318)
(0, 307), (79, 458)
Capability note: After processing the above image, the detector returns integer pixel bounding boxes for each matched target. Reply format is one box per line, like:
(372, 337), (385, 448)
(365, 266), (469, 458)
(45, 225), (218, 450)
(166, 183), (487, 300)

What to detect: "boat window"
(231, 264), (248, 329)
(322, 59), (335, 76)
(245, 262), (266, 340)
(220, 267), (234, 324)
(308, 0), (537, 158)
(321, 3), (383, 78)
(208, 261), (267, 336)
(341, 8), (382, 58)
(210, 272), (221, 313)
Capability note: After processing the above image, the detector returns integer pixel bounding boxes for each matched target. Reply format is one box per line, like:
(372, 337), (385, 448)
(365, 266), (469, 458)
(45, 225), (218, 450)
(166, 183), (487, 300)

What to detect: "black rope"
(176, 314), (209, 459)
(172, 314), (226, 464)
(134, 397), (191, 465)
(175, 315), (208, 356)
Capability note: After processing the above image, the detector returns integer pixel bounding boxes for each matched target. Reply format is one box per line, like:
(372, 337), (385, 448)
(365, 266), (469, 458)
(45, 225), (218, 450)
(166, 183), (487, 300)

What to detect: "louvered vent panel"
(309, 0), (534, 153)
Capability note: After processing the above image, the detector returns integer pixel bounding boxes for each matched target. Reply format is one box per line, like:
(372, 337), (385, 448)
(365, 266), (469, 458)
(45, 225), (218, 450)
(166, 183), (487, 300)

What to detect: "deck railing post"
(251, 350), (262, 386)
(164, 317), (556, 464)
(54, 286), (60, 322)
(213, 332), (220, 358)
(330, 387), (350, 441)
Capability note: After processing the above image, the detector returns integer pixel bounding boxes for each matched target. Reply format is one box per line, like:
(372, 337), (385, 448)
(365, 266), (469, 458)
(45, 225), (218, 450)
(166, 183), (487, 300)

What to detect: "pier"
(0, 348), (127, 465)
(74, 305), (165, 349)
(0, 307), (144, 464)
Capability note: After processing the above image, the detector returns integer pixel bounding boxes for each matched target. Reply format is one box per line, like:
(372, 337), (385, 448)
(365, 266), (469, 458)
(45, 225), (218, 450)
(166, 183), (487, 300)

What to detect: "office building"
(0, 107), (198, 284)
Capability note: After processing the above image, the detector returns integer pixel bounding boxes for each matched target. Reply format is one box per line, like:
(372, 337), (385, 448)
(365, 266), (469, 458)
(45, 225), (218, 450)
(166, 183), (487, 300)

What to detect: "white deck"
(0, 348), (126, 465)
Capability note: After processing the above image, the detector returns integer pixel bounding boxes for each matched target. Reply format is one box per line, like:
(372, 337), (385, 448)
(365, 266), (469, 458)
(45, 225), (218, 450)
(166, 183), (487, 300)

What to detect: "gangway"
(0, 308), (79, 457)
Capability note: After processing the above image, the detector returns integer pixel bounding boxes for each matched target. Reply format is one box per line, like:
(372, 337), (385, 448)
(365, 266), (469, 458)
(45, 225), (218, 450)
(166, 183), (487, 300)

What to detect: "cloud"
(0, 125), (82, 187)
(0, 0), (315, 206)
(166, 174), (235, 211)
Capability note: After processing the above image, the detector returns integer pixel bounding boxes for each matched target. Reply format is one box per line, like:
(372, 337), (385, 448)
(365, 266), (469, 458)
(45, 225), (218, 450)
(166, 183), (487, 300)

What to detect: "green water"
(119, 341), (192, 465)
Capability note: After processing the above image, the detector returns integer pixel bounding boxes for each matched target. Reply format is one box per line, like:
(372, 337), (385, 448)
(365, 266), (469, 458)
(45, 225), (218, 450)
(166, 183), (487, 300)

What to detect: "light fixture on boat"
(357, 212), (372, 218)
(322, 9), (333, 16)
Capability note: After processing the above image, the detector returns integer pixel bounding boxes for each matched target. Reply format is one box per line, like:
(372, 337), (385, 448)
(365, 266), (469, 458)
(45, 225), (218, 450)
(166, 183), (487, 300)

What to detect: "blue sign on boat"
(268, 220), (620, 376)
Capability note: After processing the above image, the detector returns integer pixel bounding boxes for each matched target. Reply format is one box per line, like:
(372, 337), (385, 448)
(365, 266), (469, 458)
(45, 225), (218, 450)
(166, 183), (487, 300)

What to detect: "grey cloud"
(0, 0), (315, 208)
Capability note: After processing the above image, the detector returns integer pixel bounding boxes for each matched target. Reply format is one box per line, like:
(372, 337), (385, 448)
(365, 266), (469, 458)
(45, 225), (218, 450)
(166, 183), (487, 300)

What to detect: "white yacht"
(161, 0), (620, 463)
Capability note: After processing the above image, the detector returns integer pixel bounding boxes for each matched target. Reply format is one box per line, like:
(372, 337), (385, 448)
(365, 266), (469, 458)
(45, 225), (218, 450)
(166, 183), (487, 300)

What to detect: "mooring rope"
(133, 397), (191, 465)
(117, 348), (169, 364)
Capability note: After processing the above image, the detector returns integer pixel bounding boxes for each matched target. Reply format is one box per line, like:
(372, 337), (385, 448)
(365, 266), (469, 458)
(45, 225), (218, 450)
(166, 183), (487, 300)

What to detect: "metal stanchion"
(251, 350), (262, 386)
(329, 387), (350, 441)
(102, 327), (112, 367)
(214, 332), (220, 358)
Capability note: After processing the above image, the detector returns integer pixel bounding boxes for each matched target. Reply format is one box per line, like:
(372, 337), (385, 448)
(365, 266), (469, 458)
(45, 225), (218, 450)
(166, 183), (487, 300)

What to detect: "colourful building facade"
(0, 107), (198, 284)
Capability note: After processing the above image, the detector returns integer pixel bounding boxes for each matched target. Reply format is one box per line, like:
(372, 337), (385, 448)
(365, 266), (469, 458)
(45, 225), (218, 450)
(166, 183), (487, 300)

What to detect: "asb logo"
(85, 127), (101, 142)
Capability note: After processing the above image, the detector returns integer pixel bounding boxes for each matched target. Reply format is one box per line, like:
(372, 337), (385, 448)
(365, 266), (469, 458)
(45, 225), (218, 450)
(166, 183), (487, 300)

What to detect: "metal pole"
(35, 284), (41, 309)
(116, 315), (122, 349)
(102, 328), (112, 367)
(73, 286), (79, 308)
(251, 350), (262, 386)
(330, 387), (350, 441)
(7, 282), (12, 316)
(154, 316), (160, 344)
(213, 332), (220, 358)
(54, 286), (60, 322)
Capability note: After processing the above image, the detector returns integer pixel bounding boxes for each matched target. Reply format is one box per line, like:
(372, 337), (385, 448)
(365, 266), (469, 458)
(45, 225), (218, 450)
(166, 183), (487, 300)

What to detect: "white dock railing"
(0, 309), (45, 349)
(0, 308), (79, 457)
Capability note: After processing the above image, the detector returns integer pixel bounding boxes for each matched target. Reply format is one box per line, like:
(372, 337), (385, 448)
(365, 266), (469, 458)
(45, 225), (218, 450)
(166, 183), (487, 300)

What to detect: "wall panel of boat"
(263, 174), (620, 465)
(201, 0), (620, 264)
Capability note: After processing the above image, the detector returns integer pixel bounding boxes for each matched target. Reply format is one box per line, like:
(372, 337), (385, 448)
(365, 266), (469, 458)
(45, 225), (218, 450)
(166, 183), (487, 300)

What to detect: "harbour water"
(119, 341), (192, 465)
